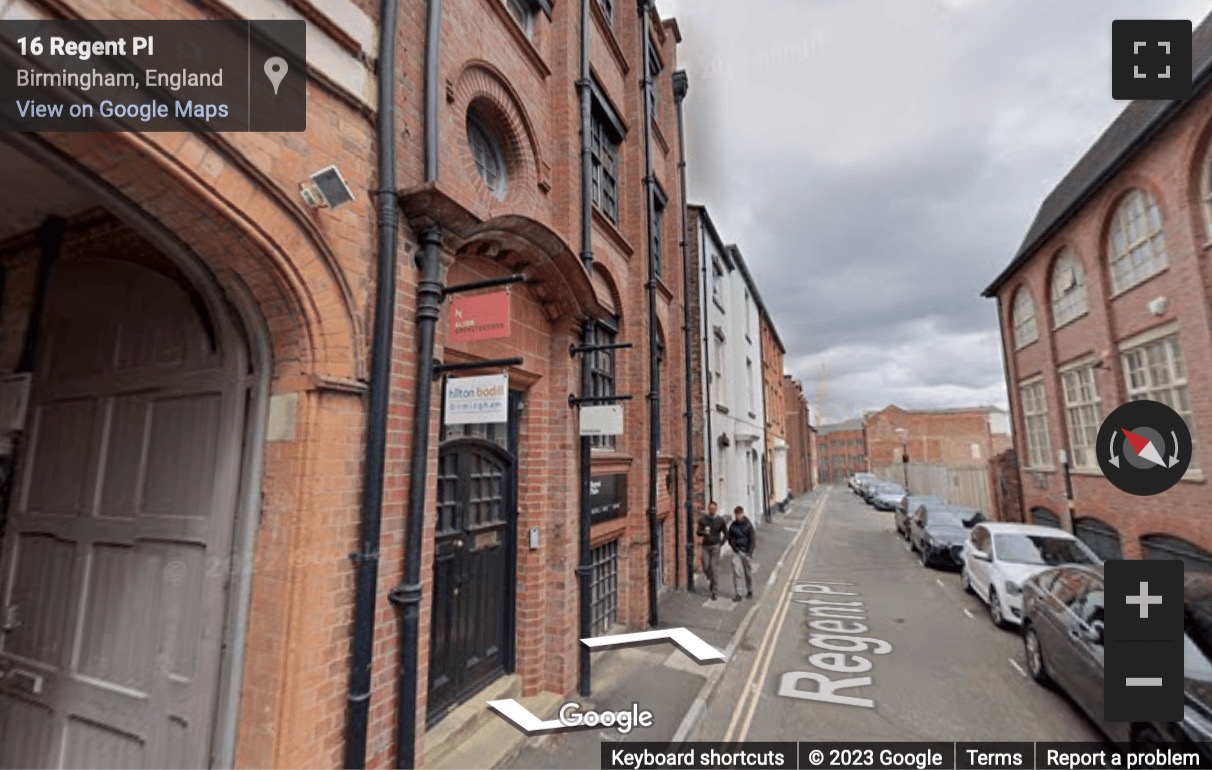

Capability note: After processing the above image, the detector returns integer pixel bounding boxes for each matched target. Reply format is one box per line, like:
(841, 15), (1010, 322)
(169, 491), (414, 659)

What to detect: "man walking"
(728, 505), (756, 602)
(696, 501), (728, 600)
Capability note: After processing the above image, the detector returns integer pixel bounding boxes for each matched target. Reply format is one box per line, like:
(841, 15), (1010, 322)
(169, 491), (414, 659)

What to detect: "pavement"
(496, 486), (1106, 769)
(497, 492), (820, 769)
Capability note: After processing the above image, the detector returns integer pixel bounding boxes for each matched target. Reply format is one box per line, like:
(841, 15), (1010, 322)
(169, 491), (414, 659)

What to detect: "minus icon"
(1126, 677), (1163, 686)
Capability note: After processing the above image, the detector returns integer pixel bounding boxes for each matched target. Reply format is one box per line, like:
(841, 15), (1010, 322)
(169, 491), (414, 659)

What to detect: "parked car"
(908, 504), (980, 568)
(870, 483), (907, 511)
(961, 522), (1100, 628)
(1020, 565), (1212, 758)
(895, 495), (945, 539)
(849, 473), (876, 493)
(859, 478), (886, 503)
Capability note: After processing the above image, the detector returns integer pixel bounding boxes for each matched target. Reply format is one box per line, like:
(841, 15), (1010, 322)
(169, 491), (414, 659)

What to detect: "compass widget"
(1096, 400), (1192, 496)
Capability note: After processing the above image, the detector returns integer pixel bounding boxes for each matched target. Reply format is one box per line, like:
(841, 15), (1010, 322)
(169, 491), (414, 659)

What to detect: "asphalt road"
(688, 486), (1105, 744)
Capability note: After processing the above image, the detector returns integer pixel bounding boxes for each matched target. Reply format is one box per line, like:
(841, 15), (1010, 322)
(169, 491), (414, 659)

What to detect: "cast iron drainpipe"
(673, 69), (694, 592)
(343, 0), (401, 762)
(576, 0), (595, 697)
(639, 0), (660, 626)
(389, 0), (444, 766)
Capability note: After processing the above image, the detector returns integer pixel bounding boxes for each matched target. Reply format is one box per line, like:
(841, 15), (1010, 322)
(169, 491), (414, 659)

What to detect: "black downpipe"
(576, 0), (596, 697)
(700, 230), (714, 505)
(390, 1), (443, 767)
(673, 70), (694, 592)
(639, 0), (660, 625)
(344, 0), (400, 762)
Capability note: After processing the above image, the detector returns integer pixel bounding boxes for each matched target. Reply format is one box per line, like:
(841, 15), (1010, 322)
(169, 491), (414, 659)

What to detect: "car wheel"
(919, 546), (930, 567)
(961, 568), (974, 595)
(989, 588), (1006, 629)
(1023, 624), (1050, 685)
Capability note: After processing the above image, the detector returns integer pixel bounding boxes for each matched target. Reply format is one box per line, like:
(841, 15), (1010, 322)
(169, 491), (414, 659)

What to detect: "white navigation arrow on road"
(580, 627), (727, 663)
(488, 628), (725, 736)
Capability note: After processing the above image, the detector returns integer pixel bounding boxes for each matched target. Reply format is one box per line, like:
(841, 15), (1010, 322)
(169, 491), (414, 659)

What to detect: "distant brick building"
(757, 292), (788, 511)
(983, 13), (1212, 569)
(816, 419), (868, 484)
(784, 375), (814, 494)
(864, 405), (1002, 472)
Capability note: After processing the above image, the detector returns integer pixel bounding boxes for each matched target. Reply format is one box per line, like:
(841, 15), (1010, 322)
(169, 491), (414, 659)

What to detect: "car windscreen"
(926, 510), (968, 528)
(876, 485), (904, 495)
(992, 534), (1097, 566)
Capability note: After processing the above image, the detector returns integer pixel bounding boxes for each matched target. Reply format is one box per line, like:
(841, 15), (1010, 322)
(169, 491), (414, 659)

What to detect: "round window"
(467, 112), (507, 198)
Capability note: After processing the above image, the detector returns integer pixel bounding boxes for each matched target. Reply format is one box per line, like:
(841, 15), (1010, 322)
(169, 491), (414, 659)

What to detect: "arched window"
(1050, 249), (1087, 327)
(1141, 534), (1212, 573)
(1107, 189), (1168, 294)
(1030, 507), (1060, 528)
(1012, 287), (1038, 349)
(1073, 517), (1123, 560)
(466, 111), (507, 198)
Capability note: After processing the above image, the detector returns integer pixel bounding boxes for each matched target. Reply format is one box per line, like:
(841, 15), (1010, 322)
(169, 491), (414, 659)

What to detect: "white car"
(960, 522), (1101, 628)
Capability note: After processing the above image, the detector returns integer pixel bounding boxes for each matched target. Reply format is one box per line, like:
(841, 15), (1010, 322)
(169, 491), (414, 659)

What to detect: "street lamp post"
(895, 428), (909, 492)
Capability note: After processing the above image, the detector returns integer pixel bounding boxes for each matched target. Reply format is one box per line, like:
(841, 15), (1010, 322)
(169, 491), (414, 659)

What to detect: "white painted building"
(695, 209), (768, 527)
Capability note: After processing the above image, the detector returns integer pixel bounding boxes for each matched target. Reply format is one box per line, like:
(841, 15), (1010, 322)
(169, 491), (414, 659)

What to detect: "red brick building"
(983, 14), (1212, 568)
(784, 375), (814, 494)
(816, 419), (868, 484)
(863, 404), (1002, 473)
(0, 1), (693, 769)
(758, 297), (788, 510)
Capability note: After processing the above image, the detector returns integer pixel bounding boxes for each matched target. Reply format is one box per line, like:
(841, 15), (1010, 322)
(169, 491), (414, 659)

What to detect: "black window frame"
(650, 184), (667, 276)
(590, 538), (620, 636)
(595, 0), (614, 25)
(589, 82), (625, 226)
(646, 41), (663, 120)
(590, 317), (619, 449)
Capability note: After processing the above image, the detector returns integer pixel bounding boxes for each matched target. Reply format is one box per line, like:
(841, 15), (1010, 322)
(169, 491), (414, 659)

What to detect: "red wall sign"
(448, 290), (510, 343)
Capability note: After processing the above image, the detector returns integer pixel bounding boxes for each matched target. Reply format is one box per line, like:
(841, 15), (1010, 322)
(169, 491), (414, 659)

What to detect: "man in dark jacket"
(727, 506), (756, 602)
(696, 501), (727, 600)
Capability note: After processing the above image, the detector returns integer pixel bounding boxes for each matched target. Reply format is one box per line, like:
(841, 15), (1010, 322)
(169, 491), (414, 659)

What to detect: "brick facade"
(759, 311), (788, 508)
(783, 376), (813, 494)
(985, 18), (1212, 566)
(863, 405), (998, 472)
(816, 421), (867, 484)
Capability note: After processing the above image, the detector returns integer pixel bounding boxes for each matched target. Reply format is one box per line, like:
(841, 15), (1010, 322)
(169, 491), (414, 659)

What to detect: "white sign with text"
(444, 374), (508, 424)
(579, 404), (624, 436)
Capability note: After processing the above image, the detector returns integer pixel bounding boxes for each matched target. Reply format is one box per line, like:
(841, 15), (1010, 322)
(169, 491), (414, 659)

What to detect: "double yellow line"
(721, 489), (829, 744)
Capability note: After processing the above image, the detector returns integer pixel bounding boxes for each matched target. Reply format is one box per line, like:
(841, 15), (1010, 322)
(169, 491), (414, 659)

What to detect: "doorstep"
(424, 675), (560, 770)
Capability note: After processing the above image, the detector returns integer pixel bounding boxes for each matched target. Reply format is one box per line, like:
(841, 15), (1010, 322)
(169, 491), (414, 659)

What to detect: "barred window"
(590, 539), (620, 636)
(590, 318), (618, 449)
(590, 111), (620, 224)
(1012, 287), (1038, 349)
(1061, 364), (1100, 469)
(1051, 249), (1088, 328)
(1020, 380), (1052, 469)
(1122, 334), (1198, 470)
(1108, 189), (1169, 294)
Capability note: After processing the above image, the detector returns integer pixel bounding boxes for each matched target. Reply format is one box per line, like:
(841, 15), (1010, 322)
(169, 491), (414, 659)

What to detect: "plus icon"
(1126, 581), (1164, 618)
(1112, 20), (1192, 100)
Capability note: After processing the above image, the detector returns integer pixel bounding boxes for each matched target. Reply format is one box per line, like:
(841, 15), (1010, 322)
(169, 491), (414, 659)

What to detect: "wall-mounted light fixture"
(300, 165), (355, 210)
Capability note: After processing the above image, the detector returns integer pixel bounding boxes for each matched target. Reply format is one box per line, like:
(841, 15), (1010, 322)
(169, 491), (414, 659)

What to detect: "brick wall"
(816, 427), (867, 484)
(993, 73), (1212, 562)
(864, 406), (996, 472)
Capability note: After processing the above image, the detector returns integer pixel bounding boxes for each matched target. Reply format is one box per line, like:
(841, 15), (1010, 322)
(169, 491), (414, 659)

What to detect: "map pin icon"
(264, 56), (288, 95)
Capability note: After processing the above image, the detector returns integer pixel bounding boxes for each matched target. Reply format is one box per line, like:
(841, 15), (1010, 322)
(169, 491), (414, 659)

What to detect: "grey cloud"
(663, 0), (1212, 422)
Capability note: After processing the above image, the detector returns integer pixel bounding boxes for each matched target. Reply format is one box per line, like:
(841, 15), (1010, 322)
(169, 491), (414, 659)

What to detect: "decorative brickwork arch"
(590, 262), (625, 323)
(451, 61), (549, 202)
(22, 131), (365, 384)
(458, 215), (607, 323)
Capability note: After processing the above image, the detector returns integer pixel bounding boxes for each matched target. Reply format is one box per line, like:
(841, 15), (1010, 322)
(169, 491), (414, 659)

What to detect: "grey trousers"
(702, 545), (721, 595)
(732, 551), (754, 597)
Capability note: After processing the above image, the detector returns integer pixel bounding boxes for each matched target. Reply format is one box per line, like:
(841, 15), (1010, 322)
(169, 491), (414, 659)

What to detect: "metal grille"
(590, 539), (620, 636)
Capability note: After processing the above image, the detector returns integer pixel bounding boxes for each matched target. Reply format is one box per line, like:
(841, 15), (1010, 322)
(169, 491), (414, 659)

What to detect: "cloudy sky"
(660, 0), (1212, 425)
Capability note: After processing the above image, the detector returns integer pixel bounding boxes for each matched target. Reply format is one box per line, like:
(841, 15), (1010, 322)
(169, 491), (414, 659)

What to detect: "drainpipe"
(639, 0), (660, 625)
(700, 224), (714, 506)
(673, 70), (694, 592)
(343, 0), (401, 763)
(993, 298), (1025, 523)
(575, 0), (596, 697)
(390, 1), (443, 767)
